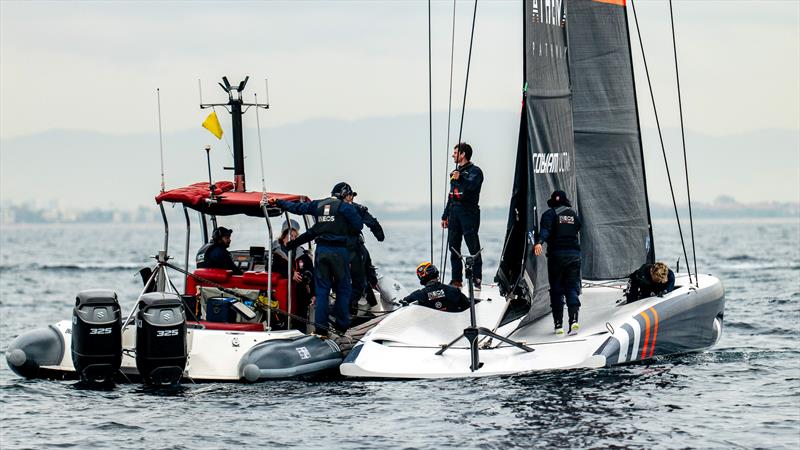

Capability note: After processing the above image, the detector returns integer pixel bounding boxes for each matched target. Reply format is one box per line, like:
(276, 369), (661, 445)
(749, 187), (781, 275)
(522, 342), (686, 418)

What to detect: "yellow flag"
(202, 111), (223, 140)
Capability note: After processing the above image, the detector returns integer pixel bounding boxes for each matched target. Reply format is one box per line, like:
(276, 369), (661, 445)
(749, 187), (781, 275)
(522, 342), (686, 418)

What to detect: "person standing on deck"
(533, 190), (583, 336)
(441, 142), (484, 290)
(269, 183), (363, 336)
(342, 192), (385, 315)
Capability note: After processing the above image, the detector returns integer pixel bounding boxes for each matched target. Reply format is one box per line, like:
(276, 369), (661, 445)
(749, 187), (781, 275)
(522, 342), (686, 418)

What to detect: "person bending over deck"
(269, 183), (363, 336)
(534, 190), (582, 336)
(400, 262), (470, 313)
(196, 227), (243, 275)
(625, 262), (676, 303)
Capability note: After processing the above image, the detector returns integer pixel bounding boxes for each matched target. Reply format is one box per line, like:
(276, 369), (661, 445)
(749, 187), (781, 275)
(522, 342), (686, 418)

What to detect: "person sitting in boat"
(399, 262), (470, 313)
(625, 262), (676, 303)
(533, 190), (582, 336)
(268, 183), (364, 336)
(270, 219), (315, 329)
(196, 226), (243, 275)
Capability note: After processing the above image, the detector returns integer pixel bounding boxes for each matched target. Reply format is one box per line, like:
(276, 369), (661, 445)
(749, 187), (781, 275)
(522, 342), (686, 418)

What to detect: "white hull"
(24, 322), (325, 382)
(340, 273), (725, 379)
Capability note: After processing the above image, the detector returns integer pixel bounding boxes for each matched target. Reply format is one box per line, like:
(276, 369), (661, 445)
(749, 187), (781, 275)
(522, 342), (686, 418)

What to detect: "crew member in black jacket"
(270, 182), (363, 335)
(441, 142), (484, 289)
(196, 227), (243, 275)
(400, 262), (470, 313)
(625, 262), (675, 302)
(533, 190), (582, 336)
(344, 195), (385, 314)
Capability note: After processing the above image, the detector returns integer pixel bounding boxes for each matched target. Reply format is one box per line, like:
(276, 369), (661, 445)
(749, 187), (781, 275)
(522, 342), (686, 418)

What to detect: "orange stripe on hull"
(649, 307), (660, 358)
(592, 0), (626, 6)
(639, 311), (651, 360)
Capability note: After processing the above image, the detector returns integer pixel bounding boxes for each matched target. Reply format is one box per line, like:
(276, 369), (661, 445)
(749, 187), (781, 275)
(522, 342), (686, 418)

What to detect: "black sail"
(496, 0), (576, 322)
(567, 0), (655, 278)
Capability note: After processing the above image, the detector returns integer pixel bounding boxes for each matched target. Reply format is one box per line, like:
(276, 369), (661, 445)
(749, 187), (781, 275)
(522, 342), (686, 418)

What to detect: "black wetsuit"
(401, 281), (470, 313)
(442, 162), (484, 284)
(626, 264), (676, 302)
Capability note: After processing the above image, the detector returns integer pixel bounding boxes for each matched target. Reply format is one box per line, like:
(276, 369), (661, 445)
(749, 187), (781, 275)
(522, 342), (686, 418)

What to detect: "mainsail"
(497, 0), (654, 321)
(496, 0), (576, 321)
(567, 0), (654, 279)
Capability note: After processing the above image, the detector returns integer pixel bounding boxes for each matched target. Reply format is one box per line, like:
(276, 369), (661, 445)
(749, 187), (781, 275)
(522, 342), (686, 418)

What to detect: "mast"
(201, 76), (269, 192)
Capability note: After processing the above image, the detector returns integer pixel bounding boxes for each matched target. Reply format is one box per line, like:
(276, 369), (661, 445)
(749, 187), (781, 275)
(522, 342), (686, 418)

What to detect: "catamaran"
(340, 0), (725, 378)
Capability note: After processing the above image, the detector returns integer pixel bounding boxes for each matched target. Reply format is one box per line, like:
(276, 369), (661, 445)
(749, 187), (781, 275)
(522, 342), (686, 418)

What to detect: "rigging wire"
(668, 0), (698, 286)
(428, 0), (434, 264)
(254, 93), (268, 193)
(457, 0), (478, 145)
(440, 0), (458, 271)
(443, 0), (479, 277)
(630, 0), (692, 284)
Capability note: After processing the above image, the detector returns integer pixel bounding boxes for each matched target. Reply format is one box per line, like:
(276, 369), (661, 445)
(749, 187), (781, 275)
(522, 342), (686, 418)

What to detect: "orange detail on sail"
(639, 311), (651, 360)
(593, 0), (626, 6)
(649, 307), (660, 358)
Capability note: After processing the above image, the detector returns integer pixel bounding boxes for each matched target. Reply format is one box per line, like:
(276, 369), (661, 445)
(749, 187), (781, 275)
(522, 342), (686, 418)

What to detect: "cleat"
(568, 323), (580, 336)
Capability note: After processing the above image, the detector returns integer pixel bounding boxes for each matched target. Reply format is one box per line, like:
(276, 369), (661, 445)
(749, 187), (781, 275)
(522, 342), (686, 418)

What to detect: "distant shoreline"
(2, 201), (797, 225)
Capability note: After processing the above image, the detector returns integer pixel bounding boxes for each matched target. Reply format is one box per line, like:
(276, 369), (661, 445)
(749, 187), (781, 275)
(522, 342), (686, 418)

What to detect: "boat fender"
(238, 335), (342, 381)
(376, 275), (409, 304)
(6, 325), (65, 379)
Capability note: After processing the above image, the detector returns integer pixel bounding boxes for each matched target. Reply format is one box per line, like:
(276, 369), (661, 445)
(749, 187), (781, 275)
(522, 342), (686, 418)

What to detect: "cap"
(547, 190), (572, 208)
(212, 226), (233, 241)
(282, 219), (301, 233)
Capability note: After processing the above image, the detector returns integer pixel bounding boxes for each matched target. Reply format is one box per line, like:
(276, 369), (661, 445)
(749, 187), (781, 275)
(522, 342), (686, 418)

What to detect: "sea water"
(1, 218), (798, 449)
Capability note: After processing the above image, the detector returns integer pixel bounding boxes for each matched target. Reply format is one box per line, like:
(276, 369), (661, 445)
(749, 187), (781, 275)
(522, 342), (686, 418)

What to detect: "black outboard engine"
(72, 289), (122, 383)
(135, 293), (187, 384)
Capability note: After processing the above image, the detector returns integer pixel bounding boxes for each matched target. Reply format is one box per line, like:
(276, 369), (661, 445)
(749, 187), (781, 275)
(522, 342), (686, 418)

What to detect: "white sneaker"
(568, 323), (580, 336)
(554, 326), (564, 336)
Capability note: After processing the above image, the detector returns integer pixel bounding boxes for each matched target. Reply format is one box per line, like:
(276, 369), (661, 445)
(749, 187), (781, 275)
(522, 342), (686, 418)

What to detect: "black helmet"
(547, 190), (572, 208)
(212, 226), (233, 242)
(416, 262), (439, 285)
(331, 182), (357, 199)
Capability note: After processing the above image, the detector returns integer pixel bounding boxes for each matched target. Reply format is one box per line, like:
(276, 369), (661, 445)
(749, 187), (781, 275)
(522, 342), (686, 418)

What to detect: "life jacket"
(310, 197), (349, 241)
(549, 206), (580, 252)
(196, 242), (213, 267)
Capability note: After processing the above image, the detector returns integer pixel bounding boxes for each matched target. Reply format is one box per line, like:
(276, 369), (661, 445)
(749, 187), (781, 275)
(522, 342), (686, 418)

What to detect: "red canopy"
(155, 182), (310, 217)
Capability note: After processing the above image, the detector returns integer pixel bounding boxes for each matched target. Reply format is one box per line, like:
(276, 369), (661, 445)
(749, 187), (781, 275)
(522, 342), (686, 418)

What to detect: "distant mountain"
(1, 111), (798, 212)
(2, 197), (796, 224)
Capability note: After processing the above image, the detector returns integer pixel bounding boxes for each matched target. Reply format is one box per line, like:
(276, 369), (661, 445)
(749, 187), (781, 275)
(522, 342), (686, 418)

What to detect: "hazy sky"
(1, 0), (799, 207)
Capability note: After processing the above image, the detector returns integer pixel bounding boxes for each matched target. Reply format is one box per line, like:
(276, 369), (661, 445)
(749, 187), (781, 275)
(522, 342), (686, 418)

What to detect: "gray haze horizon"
(1, 1), (798, 210)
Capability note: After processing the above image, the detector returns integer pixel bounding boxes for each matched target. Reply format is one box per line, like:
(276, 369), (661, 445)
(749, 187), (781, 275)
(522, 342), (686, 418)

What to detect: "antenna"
(254, 93), (267, 193)
(198, 79), (203, 105)
(157, 88), (166, 193)
(200, 75), (269, 192)
(264, 78), (270, 106)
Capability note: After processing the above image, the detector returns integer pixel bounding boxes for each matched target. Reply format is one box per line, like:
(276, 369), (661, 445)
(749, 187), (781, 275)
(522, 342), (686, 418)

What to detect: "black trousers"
(447, 205), (482, 283)
(348, 245), (368, 312)
(547, 252), (581, 325)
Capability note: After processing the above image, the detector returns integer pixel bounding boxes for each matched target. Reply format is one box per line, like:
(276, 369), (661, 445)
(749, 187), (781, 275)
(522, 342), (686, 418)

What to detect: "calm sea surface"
(1, 217), (798, 449)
